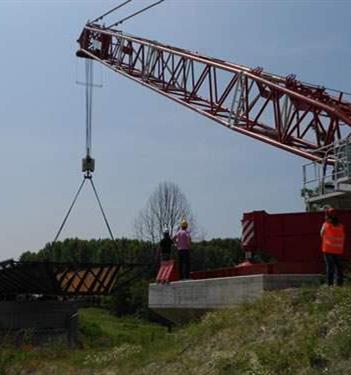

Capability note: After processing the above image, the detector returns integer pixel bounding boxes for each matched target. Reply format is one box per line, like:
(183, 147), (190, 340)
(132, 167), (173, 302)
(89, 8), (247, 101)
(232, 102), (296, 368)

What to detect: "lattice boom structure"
(77, 24), (351, 162)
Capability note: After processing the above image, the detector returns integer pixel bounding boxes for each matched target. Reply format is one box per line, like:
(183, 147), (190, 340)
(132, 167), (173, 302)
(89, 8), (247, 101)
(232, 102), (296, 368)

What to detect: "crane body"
(76, 18), (351, 280)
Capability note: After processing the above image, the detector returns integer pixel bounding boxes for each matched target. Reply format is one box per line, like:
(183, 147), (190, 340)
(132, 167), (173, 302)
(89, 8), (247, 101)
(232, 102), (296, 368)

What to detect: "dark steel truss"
(0, 259), (121, 296)
(77, 24), (351, 162)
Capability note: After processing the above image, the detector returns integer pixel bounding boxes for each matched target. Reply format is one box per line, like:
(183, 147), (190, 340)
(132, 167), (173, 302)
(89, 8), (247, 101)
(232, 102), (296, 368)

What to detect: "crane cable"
(52, 178), (86, 244)
(85, 59), (93, 157)
(52, 176), (117, 247)
(107, 0), (166, 28)
(52, 60), (118, 254)
(51, 0), (167, 260)
(90, 0), (133, 24)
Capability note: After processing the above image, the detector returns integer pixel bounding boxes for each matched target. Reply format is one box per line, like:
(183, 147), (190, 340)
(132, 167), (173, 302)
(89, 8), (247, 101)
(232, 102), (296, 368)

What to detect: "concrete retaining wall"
(0, 301), (78, 345)
(149, 274), (322, 323)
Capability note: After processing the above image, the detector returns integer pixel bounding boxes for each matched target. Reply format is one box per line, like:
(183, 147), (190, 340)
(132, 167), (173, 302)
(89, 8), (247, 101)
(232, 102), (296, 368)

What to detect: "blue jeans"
(324, 253), (343, 286)
(177, 250), (190, 279)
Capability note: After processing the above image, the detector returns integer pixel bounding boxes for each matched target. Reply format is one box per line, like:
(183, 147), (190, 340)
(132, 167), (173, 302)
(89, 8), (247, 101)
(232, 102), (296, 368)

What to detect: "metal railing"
(302, 138), (351, 201)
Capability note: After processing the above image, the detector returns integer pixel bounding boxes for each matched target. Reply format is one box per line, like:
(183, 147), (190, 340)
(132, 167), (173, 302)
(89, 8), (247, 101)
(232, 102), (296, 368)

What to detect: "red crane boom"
(77, 23), (351, 161)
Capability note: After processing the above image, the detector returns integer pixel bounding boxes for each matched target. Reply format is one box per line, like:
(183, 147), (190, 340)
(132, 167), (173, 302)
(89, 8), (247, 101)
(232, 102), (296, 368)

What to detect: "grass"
(79, 308), (165, 348)
(2, 286), (351, 374)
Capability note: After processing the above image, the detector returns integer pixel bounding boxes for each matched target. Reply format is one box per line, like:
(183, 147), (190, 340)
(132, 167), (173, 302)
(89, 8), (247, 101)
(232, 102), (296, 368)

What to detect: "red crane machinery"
(76, 24), (351, 162)
(76, 4), (351, 280)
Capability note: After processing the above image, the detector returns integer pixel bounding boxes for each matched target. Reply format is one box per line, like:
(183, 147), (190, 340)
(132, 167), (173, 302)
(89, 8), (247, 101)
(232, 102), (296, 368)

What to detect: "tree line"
(19, 237), (243, 318)
(19, 237), (243, 272)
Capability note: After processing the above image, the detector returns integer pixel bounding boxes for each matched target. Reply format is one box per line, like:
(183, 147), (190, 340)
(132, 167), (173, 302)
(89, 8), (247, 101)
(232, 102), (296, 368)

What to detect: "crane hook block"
(82, 156), (95, 173)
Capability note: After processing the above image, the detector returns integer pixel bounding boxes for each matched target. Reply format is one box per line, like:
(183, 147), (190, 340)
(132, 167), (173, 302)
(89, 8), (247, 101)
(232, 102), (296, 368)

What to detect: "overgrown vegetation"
(2, 286), (351, 374)
(13, 239), (351, 373)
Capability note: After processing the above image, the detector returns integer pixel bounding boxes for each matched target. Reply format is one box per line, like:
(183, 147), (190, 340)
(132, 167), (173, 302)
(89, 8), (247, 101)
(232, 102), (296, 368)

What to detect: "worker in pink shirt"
(173, 219), (192, 280)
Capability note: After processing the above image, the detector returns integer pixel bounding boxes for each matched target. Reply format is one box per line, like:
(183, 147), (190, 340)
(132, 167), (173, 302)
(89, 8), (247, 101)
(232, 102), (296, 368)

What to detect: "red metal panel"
(156, 260), (179, 283)
(265, 236), (284, 260)
(190, 261), (324, 280)
(272, 262), (324, 274)
(241, 210), (351, 263)
(234, 261), (272, 276)
(266, 215), (284, 237)
(280, 235), (322, 262)
(191, 210), (351, 280)
(281, 212), (324, 236)
(242, 211), (266, 251)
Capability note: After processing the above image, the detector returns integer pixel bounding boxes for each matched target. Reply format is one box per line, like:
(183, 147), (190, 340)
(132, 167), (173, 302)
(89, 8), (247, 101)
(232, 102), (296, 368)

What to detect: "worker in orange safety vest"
(320, 208), (345, 286)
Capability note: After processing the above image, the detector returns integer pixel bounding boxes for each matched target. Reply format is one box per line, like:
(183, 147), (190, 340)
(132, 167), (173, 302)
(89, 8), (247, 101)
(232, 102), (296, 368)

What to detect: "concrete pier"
(149, 274), (322, 323)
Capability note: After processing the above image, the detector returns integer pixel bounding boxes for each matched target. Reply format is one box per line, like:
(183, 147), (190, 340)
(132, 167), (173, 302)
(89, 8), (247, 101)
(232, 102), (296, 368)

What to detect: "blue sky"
(1, 0), (351, 259)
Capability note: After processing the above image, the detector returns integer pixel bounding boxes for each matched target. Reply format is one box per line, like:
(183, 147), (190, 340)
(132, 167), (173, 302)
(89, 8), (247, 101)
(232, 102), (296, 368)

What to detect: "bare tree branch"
(134, 181), (195, 243)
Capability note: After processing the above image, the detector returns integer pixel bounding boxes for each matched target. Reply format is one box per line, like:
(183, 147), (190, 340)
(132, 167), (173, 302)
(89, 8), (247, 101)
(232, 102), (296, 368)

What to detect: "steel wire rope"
(52, 178), (86, 244)
(51, 60), (119, 259)
(107, 0), (165, 28)
(90, 178), (124, 264)
(85, 59), (93, 156)
(91, 0), (133, 24)
(52, 176), (123, 263)
(85, 60), (120, 261)
(90, 177), (125, 265)
(89, 178), (115, 243)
